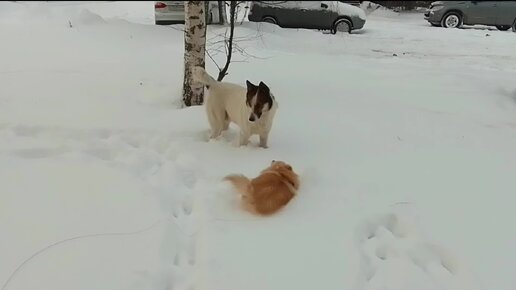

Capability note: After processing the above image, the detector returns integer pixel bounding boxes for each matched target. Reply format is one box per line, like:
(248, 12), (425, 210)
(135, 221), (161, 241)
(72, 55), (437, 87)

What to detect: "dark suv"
(424, 1), (516, 31)
(248, 1), (366, 34)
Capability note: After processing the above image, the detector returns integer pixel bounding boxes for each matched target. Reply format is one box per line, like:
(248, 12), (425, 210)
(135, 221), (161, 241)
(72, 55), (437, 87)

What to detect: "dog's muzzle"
(248, 114), (256, 122)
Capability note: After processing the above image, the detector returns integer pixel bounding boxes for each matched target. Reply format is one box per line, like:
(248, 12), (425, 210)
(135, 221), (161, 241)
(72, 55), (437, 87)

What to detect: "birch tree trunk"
(183, 1), (207, 107)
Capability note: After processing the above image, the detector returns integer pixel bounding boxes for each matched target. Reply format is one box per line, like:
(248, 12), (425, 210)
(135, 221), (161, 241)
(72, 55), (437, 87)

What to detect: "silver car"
(425, 1), (516, 31)
(154, 1), (220, 25)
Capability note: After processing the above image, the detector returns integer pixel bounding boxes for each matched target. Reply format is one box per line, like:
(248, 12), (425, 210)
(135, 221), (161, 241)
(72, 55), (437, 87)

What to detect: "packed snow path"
(0, 124), (205, 290)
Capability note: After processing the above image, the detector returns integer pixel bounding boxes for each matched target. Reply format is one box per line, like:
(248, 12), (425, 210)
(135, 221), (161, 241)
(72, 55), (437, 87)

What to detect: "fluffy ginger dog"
(224, 160), (300, 215)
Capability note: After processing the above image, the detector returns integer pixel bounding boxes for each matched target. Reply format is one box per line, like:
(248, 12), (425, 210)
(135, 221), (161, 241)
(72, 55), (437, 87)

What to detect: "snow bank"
(0, 1), (154, 27)
(360, 1), (399, 17)
(0, 2), (103, 27)
(335, 1), (367, 20)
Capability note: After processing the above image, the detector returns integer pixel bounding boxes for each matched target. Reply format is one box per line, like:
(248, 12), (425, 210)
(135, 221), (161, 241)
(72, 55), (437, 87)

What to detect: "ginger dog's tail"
(224, 174), (252, 196)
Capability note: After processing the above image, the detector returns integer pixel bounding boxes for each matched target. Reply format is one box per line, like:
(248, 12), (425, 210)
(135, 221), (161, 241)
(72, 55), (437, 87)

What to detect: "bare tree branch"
(206, 50), (222, 72)
(216, 1), (237, 81)
(204, 1), (270, 81)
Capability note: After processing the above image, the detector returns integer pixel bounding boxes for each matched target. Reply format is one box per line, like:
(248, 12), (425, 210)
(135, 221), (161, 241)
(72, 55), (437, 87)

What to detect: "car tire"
(332, 18), (352, 34)
(441, 12), (462, 29)
(496, 25), (511, 31)
(262, 16), (277, 25)
(513, 20), (516, 32)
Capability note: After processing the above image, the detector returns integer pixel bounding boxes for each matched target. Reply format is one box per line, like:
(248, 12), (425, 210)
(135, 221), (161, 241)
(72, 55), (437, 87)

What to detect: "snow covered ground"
(1, 2), (516, 290)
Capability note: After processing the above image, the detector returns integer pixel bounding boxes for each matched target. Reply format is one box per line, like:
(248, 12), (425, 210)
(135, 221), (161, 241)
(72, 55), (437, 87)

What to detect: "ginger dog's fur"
(224, 161), (300, 215)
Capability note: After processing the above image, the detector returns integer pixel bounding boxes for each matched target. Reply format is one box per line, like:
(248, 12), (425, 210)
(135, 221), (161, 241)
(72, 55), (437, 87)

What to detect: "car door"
(465, 1), (498, 25)
(311, 1), (338, 29)
(494, 1), (516, 26)
(273, 1), (304, 28)
(295, 1), (330, 29)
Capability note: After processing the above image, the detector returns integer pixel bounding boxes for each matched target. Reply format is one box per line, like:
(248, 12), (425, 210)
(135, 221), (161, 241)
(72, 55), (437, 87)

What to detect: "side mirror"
(321, 3), (328, 9)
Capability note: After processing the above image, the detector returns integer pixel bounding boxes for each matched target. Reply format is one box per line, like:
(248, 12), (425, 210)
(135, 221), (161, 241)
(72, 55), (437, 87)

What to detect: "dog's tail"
(224, 174), (252, 196)
(192, 66), (217, 88)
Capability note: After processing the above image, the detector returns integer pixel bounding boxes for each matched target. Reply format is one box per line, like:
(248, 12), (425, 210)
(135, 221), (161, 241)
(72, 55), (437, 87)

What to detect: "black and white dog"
(192, 67), (278, 148)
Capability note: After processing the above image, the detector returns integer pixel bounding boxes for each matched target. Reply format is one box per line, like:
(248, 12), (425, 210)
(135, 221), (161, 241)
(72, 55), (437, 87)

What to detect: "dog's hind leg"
(222, 111), (230, 131)
(206, 108), (225, 139)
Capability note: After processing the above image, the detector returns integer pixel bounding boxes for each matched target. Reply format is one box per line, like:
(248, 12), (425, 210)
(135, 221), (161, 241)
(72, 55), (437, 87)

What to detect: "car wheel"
(441, 12), (462, 28)
(332, 18), (352, 34)
(496, 25), (511, 31)
(513, 20), (516, 32)
(262, 16), (277, 25)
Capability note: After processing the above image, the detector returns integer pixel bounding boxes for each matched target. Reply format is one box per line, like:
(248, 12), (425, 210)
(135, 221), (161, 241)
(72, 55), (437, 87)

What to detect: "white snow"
(1, 2), (516, 290)
(335, 1), (367, 20)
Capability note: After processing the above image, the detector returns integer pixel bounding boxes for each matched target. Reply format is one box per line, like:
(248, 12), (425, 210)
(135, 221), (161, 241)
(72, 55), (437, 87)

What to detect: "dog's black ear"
(258, 81), (270, 92)
(246, 80), (256, 90)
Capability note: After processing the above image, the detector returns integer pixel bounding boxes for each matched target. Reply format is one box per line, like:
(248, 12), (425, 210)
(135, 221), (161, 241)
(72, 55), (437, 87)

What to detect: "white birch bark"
(183, 1), (207, 106)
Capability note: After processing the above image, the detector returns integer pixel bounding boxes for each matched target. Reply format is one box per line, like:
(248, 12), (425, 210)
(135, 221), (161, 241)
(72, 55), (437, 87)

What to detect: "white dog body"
(192, 67), (278, 148)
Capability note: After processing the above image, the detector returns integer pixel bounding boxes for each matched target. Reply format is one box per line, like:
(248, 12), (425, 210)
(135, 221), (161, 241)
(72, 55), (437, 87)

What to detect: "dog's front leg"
(259, 124), (272, 148)
(260, 134), (269, 148)
(238, 130), (251, 147)
(206, 109), (224, 139)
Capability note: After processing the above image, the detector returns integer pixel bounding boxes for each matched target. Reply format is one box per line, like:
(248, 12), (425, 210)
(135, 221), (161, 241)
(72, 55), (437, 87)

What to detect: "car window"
(255, 1), (324, 11)
(297, 1), (323, 10)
